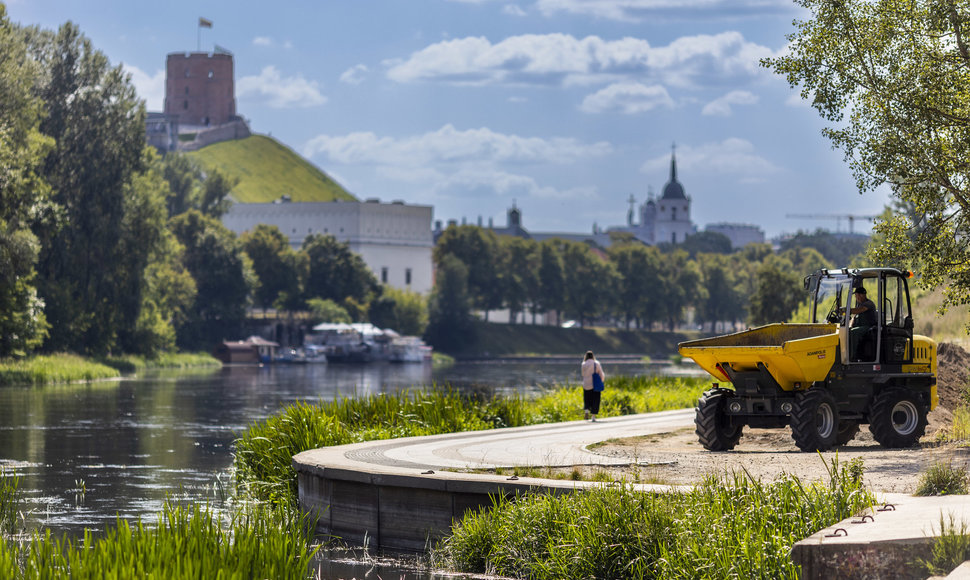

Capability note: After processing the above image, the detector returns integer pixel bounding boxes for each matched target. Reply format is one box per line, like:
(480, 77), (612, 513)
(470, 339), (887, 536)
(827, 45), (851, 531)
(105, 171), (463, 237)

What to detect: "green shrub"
(435, 457), (874, 579)
(922, 515), (970, 577)
(915, 461), (969, 496)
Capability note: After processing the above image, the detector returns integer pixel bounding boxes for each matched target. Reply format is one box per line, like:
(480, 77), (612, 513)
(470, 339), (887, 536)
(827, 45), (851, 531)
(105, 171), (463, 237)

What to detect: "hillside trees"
(241, 224), (307, 311)
(425, 254), (476, 349)
(0, 6), (52, 357)
(434, 225), (504, 320)
(764, 0), (970, 324)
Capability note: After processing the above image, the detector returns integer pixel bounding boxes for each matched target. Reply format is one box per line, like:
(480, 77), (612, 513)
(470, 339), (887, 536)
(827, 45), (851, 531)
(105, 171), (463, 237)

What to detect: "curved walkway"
(293, 409), (970, 579)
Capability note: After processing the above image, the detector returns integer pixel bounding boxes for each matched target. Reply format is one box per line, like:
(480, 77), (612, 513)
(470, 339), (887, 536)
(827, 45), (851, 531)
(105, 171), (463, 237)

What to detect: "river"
(0, 357), (698, 577)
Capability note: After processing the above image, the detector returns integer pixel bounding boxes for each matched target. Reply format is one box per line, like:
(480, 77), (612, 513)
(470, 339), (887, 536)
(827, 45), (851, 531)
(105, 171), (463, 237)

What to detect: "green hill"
(186, 135), (356, 203)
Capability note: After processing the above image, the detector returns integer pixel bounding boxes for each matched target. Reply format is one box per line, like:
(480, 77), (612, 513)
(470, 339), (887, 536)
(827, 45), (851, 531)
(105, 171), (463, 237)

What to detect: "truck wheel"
(695, 388), (743, 451)
(836, 421), (860, 446)
(790, 389), (839, 452)
(869, 387), (927, 448)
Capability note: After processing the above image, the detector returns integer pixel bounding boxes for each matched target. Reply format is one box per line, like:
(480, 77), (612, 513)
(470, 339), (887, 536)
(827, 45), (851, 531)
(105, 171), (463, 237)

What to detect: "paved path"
(302, 408), (695, 473)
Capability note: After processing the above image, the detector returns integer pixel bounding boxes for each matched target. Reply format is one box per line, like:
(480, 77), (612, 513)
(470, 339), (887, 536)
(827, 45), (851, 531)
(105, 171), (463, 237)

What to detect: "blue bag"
(592, 369), (605, 391)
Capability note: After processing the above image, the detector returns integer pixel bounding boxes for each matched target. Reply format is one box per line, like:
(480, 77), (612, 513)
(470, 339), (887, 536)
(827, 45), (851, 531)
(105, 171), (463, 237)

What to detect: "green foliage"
(241, 224), (307, 311)
(914, 461), (970, 496)
(0, 353), (119, 385)
(922, 515), (970, 577)
(748, 256), (804, 326)
(764, 0), (970, 331)
(169, 210), (255, 349)
(234, 376), (708, 504)
(29, 21), (153, 356)
(0, 471), (21, 537)
(302, 234), (378, 305)
(368, 286), (429, 335)
(306, 298), (351, 324)
(434, 225), (505, 316)
(0, 502), (317, 579)
(0, 6), (53, 358)
(187, 134), (355, 203)
(779, 231), (870, 268)
(425, 255), (477, 350)
(436, 457), (874, 579)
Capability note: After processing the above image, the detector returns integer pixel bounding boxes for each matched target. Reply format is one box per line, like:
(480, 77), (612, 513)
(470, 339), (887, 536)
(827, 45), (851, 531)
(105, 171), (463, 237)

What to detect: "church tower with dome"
(635, 147), (696, 244)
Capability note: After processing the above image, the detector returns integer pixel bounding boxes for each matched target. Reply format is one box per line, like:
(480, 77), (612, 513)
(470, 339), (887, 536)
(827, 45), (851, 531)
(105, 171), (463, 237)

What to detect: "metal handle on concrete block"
(824, 528), (848, 537)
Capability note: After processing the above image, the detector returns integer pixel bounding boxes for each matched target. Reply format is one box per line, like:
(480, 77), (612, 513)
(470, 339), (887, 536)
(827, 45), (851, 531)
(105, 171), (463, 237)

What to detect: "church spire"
(660, 143), (686, 200)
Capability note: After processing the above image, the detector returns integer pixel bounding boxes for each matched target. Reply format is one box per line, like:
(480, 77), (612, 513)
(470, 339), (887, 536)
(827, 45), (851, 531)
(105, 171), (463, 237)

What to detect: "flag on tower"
(199, 17), (213, 28)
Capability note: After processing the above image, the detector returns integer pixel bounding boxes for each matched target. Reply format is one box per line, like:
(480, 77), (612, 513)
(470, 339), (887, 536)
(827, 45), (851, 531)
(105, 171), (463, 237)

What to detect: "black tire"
(868, 387), (928, 448)
(790, 388), (839, 452)
(695, 388), (743, 451)
(836, 420), (860, 446)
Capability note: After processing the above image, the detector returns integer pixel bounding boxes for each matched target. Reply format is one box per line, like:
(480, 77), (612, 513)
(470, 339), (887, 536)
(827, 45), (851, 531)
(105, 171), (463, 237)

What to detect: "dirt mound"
(937, 342), (970, 410)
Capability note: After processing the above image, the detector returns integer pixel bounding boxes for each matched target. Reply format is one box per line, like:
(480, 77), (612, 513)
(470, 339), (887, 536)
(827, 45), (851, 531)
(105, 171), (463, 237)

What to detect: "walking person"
(581, 350), (605, 422)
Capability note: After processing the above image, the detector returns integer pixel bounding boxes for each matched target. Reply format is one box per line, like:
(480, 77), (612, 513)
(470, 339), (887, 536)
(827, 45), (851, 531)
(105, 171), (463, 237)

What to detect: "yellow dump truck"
(678, 267), (937, 452)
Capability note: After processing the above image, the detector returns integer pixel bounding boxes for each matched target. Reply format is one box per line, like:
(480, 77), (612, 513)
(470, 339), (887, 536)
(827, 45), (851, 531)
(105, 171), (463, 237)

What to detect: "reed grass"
(99, 352), (222, 373)
(0, 502), (318, 579)
(435, 456), (874, 579)
(922, 515), (970, 576)
(914, 461), (970, 496)
(0, 472), (20, 537)
(233, 376), (710, 503)
(0, 354), (119, 386)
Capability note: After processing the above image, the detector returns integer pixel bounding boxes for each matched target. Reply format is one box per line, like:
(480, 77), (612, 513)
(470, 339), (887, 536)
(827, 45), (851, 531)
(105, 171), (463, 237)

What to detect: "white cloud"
(124, 64), (165, 111)
(253, 36), (272, 47)
(641, 138), (781, 182)
(580, 82), (674, 114)
(303, 125), (611, 203)
(237, 66), (327, 108)
(340, 64), (369, 85)
(385, 32), (776, 89)
(701, 90), (758, 116)
(503, 4), (528, 16)
(535, 0), (796, 22)
(304, 124), (611, 166)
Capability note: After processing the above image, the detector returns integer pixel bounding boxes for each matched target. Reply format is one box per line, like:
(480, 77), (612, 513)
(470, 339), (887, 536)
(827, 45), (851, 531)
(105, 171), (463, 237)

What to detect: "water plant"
(0, 354), (119, 386)
(435, 457), (875, 579)
(0, 502), (318, 579)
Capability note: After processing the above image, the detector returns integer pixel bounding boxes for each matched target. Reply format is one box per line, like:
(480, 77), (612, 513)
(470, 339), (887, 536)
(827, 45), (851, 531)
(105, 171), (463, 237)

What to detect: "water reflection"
(0, 358), (698, 537)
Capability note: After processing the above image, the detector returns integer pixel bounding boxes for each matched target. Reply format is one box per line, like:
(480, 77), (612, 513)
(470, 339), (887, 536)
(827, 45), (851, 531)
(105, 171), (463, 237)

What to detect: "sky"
(5, 0), (891, 240)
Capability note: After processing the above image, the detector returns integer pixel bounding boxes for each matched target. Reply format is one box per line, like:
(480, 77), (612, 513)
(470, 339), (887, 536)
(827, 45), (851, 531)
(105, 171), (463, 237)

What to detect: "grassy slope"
(453, 322), (695, 359)
(186, 135), (357, 203)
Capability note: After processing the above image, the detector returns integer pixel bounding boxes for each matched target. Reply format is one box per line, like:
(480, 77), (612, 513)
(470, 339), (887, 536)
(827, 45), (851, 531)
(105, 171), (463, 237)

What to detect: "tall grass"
(0, 354), (119, 386)
(922, 515), (970, 577)
(0, 502), (318, 579)
(233, 376), (710, 503)
(98, 352), (222, 373)
(435, 457), (874, 579)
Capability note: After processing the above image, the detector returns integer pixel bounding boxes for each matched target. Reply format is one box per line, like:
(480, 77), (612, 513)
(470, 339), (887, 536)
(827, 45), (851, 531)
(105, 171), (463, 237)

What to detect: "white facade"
(223, 199), (434, 294)
(705, 223), (766, 249)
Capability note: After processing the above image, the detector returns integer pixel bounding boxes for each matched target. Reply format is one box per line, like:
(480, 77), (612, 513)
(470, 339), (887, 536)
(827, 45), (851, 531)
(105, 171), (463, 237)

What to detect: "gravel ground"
(566, 343), (970, 494)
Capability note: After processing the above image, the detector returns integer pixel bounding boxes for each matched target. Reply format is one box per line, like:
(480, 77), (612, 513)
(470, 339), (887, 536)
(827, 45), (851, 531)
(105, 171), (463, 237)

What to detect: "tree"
(501, 237), (539, 324)
(433, 225), (504, 319)
(561, 241), (617, 327)
(696, 253), (745, 333)
(27, 22), (157, 354)
(748, 256), (803, 326)
(609, 244), (661, 329)
(0, 6), (53, 356)
(302, 234), (378, 305)
(658, 250), (707, 331)
(368, 286), (428, 336)
(241, 224), (306, 311)
(536, 240), (566, 325)
(425, 255), (476, 351)
(169, 210), (255, 349)
(307, 298), (351, 324)
(679, 231), (734, 257)
(765, 0), (970, 320)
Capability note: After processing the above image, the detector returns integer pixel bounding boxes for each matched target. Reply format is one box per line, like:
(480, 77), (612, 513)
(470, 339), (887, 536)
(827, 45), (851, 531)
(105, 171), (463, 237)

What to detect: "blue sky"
(5, 0), (890, 239)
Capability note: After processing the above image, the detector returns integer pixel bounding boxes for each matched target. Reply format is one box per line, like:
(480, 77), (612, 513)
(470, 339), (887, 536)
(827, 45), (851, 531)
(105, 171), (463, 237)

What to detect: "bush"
(915, 461), (969, 496)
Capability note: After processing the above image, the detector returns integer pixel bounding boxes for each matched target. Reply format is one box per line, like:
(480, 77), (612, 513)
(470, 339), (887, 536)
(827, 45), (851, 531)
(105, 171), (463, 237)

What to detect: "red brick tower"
(164, 52), (236, 127)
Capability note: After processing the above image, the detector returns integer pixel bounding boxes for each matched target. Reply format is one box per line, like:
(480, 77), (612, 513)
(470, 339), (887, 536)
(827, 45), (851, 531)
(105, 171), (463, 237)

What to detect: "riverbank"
(0, 352), (221, 385)
(444, 321), (694, 359)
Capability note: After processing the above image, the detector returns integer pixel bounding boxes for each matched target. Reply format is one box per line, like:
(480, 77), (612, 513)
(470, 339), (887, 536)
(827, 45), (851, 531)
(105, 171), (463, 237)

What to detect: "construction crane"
(785, 213), (878, 234)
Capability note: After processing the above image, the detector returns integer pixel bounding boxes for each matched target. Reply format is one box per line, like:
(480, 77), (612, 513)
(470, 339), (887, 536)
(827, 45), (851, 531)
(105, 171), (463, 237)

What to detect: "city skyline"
(6, 0), (891, 239)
